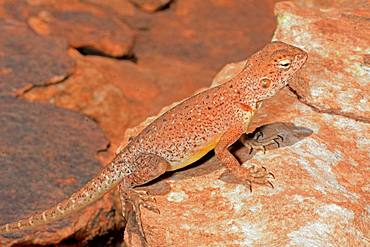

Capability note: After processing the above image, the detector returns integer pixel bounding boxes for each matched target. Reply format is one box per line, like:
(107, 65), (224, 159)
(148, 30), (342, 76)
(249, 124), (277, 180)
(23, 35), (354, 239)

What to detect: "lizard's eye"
(260, 78), (271, 89)
(277, 59), (291, 69)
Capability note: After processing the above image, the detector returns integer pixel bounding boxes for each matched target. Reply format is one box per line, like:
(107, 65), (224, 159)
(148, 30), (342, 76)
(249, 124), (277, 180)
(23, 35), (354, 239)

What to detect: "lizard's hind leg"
(119, 153), (169, 246)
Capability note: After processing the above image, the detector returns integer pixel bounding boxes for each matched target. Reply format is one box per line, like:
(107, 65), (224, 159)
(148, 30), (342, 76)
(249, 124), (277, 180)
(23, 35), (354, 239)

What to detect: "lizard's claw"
(133, 190), (158, 206)
(233, 166), (275, 191)
(139, 199), (160, 215)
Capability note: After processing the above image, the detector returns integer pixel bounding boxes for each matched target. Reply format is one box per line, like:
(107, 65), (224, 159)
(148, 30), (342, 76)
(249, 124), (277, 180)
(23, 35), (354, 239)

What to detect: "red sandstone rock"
(0, 18), (74, 96)
(4, 0), (135, 57)
(135, 0), (277, 71)
(0, 97), (117, 246)
(85, 0), (137, 17)
(23, 50), (144, 154)
(273, 1), (370, 122)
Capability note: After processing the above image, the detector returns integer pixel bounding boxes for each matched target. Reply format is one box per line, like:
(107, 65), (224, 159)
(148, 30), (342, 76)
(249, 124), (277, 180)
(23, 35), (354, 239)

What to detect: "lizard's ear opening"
(260, 77), (272, 89)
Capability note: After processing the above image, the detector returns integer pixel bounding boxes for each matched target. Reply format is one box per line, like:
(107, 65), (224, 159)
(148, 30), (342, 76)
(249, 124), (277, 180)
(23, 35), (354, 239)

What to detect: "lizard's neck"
(224, 72), (259, 107)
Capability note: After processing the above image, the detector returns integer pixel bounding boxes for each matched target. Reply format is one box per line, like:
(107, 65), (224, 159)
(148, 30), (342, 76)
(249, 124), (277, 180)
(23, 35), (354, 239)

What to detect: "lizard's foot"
(241, 132), (284, 154)
(226, 166), (275, 191)
(121, 189), (159, 245)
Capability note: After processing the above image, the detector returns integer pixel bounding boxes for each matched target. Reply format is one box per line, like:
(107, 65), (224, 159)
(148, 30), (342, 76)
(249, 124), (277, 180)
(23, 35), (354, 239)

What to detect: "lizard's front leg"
(119, 153), (169, 246)
(215, 124), (274, 190)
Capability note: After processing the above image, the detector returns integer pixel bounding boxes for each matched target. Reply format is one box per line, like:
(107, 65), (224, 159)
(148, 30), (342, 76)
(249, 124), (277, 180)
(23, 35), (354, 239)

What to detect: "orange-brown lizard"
(0, 41), (307, 240)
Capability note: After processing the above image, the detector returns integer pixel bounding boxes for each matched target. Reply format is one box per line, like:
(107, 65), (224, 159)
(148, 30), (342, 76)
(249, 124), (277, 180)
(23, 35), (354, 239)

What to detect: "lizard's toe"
(235, 166), (275, 191)
(137, 195), (160, 214)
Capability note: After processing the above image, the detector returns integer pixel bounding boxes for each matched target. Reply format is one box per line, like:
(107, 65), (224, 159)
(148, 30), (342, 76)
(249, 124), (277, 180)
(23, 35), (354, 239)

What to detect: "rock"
(0, 97), (117, 246)
(22, 50), (134, 152)
(22, 51), (145, 153)
(129, 0), (173, 12)
(4, 0), (135, 57)
(273, 1), (370, 122)
(0, 18), (74, 96)
(136, 54), (217, 105)
(134, 0), (277, 71)
(85, 0), (137, 18)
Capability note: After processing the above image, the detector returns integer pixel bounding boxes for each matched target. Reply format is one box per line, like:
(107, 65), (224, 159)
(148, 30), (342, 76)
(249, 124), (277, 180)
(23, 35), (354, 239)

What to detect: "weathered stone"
(23, 51), (135, 154)
(0, 18), (74, 96)
(85, 0), (137, 17)
(135, 0), (277, 71)
(273, 1), (370, 122)
(0, 97), (117, 246)
(4, 0), (135, 57)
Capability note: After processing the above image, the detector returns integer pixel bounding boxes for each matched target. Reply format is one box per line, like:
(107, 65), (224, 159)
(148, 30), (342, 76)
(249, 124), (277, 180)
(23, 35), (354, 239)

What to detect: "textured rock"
(23, 50), (139, 153)
(85, 0), (137, 18)
(273, 1), (370, 122)
(0, 97), (117, 246)
(135, 0), (277, 71)
(4, 0), (135, 57)
(0, 18), (74, 96)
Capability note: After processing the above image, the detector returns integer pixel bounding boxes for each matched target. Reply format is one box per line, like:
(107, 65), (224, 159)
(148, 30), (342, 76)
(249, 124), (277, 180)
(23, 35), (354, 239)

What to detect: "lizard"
(0, 41), (307, 242)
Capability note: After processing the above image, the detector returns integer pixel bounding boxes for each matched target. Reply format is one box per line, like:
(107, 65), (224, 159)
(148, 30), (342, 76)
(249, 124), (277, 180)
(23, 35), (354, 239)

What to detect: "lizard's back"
(128, 80), (255, 170)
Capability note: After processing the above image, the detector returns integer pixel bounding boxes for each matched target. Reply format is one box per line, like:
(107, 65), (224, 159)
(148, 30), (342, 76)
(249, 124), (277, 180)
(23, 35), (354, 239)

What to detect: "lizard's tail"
(0, 160), (125, 234)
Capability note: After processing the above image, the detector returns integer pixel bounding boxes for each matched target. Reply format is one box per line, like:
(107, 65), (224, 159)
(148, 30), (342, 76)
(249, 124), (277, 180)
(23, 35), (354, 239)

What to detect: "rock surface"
(0, 97), (115, 246)
(135, 0), (277, 71)
(4, 0), (135, 57)
(0, 18), (74, 96)
(273, 0), (370, 122)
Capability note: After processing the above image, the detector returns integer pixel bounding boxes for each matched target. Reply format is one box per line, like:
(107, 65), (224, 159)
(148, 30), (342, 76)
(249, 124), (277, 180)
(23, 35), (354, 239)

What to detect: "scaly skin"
(0, 41), (307, 237)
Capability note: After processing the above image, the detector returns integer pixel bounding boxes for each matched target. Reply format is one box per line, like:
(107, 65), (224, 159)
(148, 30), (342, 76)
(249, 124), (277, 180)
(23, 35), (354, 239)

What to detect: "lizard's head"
(243, 41), (307, 101)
